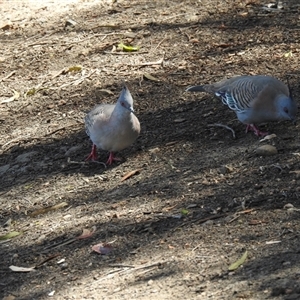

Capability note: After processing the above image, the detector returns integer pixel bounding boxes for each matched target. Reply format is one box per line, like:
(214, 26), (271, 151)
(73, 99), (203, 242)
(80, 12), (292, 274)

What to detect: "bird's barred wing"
(215, 78), (262, 113)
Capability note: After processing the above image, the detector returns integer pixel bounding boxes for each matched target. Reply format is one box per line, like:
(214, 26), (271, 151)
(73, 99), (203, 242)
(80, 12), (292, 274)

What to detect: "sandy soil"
(1, 0), (300, 299)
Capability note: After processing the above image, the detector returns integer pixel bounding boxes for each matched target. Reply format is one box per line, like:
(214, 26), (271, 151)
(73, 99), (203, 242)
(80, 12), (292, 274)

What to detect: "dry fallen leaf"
(92, 243), (113, 255)
(29, 202), (68, 217)
(1, 90), (20, 103)
(265, 240), (281, 245)
(143, 73), (160, 82)
(76, 226), (96, 239)
(9, 265), (35, 272)
(228, 250), (248, 271)
(118, 42), (140, 52)
(2, 295), (16, 300)
(0, 231), (22, 240)
(259, 133), (277, 142)
(121, 169), (141, 182)
(67, 65), (82, 73)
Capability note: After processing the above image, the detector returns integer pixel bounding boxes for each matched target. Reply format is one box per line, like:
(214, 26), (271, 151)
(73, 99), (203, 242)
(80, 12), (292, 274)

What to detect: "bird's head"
(276, 95), (298, 122)
(118, 85), (134, 113)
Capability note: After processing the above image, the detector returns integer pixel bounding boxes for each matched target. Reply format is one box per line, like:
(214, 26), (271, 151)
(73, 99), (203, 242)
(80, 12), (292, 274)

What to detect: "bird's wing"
(84, 104), (114, 136)
(214, 77), (263, 113)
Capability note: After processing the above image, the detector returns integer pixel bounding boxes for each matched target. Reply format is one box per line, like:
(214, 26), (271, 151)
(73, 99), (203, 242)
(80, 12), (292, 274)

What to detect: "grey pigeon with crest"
(186, 75), (297, 136)
(85, 85), (140, 165)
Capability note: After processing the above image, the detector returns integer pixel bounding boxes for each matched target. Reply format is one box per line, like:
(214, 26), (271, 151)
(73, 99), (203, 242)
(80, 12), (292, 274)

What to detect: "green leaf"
(67, 65), (82, 73)
(181, 209), (189, 215)
(228, 250), (248, 271)
(284, 51), (292, 58)
(118, 43), (140, 52)
(25, 88), (36, 97)
(0, 231), (22, 240)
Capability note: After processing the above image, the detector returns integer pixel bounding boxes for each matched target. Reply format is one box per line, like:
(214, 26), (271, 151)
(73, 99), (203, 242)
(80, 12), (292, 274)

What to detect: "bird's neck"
(111, 103), (132, 120)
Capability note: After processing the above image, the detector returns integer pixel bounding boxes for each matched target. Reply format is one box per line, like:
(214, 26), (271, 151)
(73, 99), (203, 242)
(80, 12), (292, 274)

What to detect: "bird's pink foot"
(245, 124), (268, 137)
(85, 144), (98, 161)
(106, 152), (122, 165)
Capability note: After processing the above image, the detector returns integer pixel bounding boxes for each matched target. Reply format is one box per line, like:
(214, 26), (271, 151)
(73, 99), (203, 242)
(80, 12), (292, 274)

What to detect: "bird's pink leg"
(105, 152), (122, 165)
(245, 124), (268, 137)
(85, 144), (98, 161)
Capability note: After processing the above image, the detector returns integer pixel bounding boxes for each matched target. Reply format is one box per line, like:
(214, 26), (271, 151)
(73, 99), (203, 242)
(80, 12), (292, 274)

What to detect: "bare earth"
(1, 0), (300, 299)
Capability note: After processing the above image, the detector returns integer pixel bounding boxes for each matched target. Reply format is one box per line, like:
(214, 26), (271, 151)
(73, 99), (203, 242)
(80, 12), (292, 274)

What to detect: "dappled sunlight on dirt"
(1, 0), (300, 299)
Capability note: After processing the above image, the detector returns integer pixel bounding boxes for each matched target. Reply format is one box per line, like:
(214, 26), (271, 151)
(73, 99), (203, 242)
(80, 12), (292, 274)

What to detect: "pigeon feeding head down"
(187, 75), (297, 137)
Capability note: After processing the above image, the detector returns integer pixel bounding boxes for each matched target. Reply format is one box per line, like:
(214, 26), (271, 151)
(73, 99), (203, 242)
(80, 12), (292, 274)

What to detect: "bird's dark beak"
(128, 106), (134, 113)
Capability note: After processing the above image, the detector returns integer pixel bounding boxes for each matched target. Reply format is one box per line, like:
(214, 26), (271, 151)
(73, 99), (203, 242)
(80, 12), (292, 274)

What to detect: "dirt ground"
(1, 0), (300, 299)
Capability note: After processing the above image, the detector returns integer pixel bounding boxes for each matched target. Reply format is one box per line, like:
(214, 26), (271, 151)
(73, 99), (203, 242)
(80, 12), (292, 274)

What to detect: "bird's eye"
(284, 107), (289, 114)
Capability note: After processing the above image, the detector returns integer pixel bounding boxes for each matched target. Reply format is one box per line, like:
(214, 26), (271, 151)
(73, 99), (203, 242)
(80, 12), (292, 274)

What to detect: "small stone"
(255, 145), (278, 156)
(218, 165), (232, 174)
(174, 118), (186, 123)
(64, 19), (77, 28)
(147, 279), (154, 286)
(149, 147), (160, 153)
(60, 263), (68, 270)
(284, 203), (294, 209)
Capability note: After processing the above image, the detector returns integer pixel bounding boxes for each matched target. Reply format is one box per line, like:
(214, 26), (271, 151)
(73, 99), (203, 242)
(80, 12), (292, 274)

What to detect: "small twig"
(228, 209), (255, 223)
(162, 13), (186, 21)
(174, 213), (228, 231)
(55, 70), (97, 89)
(271, 164), (283, 172)
(197, 213), (228, 224)
(1, 124), (80, 153)
(44, 124), (82, 137)
(153, 35), (167, 51)
(135, 266), (159, 278)
(67, 158), (86, 166)
(103, 51), (149, 55)
(85, 160), (107, 168)
(121, 169), (141, 181)
(27, 40), (59, 47)
(237, 209), (255, 214)
(0, 70), (16, 82)
(227, 214), (240, 223)
(1, 135), (31, 151)
(138, 75), (143, 87)
(96, 261), (164, 282)
(131, 56), (164, 67)
(108, 264), (135, 268)
(68, 33), (124, 45)
(41, 238), (77, 252)
(207, 123), (236, 139)
(35, 254), (61, 268)
(89, 24), (121, 31)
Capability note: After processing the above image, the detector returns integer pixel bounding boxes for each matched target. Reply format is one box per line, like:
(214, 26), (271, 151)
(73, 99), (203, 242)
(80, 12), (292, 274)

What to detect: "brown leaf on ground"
(121, 169), (142, 181)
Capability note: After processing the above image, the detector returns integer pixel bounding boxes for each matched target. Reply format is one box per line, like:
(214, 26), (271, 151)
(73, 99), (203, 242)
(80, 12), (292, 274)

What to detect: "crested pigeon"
(186, 75), (297, 136)
(85, 85), (140, 165)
